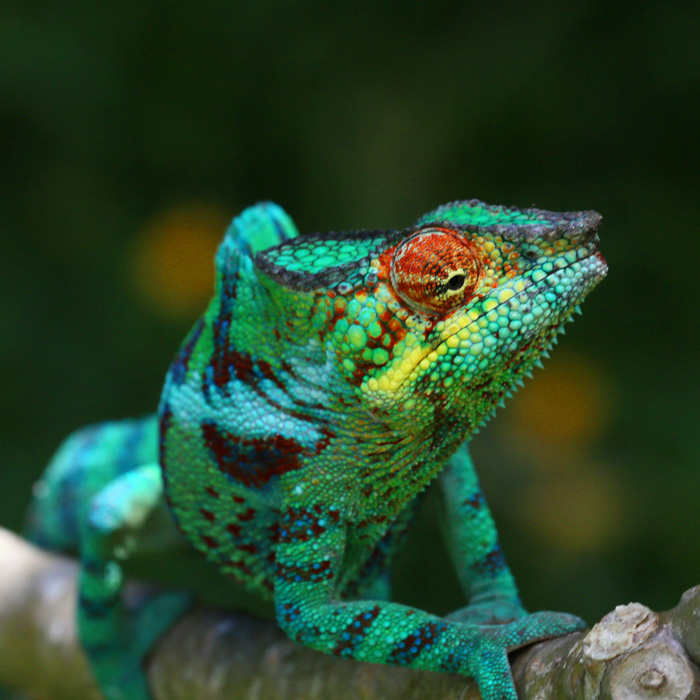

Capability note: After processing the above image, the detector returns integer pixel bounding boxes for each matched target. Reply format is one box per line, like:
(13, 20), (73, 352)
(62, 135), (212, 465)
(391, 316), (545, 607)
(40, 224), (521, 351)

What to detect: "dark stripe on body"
(276, 558), (333, 583)
(114, 418), (149, 476)
(202, 422), (305, 489)
(171, 318), (205, 385)
(332, 605), (382, 657)
(387, 621), (448, 666)
(472, 544), (506, 576)
(60, 427), (102, 543)
(79, 591), (121, 618)
(463, 491), (485, 509)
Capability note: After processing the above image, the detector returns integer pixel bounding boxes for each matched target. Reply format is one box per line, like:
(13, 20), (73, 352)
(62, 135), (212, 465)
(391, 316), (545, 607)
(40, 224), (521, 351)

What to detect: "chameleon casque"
(27, 199), (607, 700)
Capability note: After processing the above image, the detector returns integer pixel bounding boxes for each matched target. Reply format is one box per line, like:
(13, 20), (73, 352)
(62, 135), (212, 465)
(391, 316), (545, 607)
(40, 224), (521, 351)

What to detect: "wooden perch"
(0, 527), (698, 700)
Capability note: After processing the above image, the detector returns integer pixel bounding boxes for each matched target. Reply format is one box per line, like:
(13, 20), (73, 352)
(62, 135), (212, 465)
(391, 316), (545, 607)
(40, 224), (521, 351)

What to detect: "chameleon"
(26, 198), (607, 700)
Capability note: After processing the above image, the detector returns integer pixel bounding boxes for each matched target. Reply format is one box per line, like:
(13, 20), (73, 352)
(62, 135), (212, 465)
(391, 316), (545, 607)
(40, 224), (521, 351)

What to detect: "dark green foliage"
(1, 0), (699, 627)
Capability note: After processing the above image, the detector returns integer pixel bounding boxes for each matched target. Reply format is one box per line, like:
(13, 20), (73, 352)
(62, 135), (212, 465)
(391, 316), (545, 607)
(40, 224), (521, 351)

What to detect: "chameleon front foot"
(456, 611), (586, 700)
(457, 609), (586, 653)
(497, 609), (587, 648)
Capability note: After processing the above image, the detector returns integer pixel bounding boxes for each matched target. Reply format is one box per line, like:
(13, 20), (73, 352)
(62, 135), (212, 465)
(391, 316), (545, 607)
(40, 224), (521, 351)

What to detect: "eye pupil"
(445, 273), (466, 291)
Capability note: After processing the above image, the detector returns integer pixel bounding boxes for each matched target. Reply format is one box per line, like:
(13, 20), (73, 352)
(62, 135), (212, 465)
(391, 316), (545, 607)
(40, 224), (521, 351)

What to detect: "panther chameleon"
(27, 198), (607, 700)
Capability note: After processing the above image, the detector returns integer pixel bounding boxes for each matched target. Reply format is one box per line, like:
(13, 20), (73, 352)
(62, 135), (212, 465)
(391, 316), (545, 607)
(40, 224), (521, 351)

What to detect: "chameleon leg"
(78, 464), (191, 700)
(274, 500), (582, 700)
(438, 442), (585, 630)
(437, 442), (524, 623)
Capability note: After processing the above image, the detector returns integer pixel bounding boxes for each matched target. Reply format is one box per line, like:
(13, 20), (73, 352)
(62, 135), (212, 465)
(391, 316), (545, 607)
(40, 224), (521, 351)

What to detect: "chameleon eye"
(390, 228), (482, 314)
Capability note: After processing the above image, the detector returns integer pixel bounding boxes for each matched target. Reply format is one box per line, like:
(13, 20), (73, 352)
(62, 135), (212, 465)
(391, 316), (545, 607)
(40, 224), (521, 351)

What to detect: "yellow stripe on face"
(360, 274), (533, 405)
(361, 344), (432, 401)
(361, 300), (493, 403)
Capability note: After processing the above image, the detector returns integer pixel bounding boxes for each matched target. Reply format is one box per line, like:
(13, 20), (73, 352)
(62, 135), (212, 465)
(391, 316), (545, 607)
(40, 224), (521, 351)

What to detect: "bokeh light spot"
(129, 202), (230, 320)
(510, 352), (613, 445)
(520, 467), (623, 553)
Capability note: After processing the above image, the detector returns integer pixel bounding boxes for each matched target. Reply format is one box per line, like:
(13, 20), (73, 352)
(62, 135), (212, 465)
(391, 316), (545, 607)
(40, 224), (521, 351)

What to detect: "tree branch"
(0, 527), (698, 700)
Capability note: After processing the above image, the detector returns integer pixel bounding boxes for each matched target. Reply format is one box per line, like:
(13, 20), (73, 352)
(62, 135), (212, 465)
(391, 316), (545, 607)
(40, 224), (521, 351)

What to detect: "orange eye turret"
(390, 228), (482, 314)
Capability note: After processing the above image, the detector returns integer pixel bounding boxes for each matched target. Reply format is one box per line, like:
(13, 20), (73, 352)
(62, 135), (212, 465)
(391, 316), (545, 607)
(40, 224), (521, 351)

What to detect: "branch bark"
(0, 527), (698, 700)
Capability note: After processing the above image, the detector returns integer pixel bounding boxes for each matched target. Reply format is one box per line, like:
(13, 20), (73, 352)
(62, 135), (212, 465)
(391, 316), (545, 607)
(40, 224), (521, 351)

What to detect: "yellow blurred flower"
(510, 352), (613, 446)
(519, 465), (623, 553)
(502, 352), (623, 552)
(129, 202), (231, 320)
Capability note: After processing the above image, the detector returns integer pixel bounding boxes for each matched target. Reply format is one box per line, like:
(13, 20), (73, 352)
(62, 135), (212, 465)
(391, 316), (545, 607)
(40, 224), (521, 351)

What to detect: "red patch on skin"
(202, 422), (305, 489)
(314, 427), (335, 455)
(227, 559), (254, 577)
(257, 358), (286, 391)
(201, 535), (218, 549)
(200, 508), (215, 522)
(276, 559), (333, 583)
(212, 345), (255, 389)
(237, 507), (257, 522)
(328, 508), (341, 523)
(327, 297), (348, 331)
(331, 605), (382, 656)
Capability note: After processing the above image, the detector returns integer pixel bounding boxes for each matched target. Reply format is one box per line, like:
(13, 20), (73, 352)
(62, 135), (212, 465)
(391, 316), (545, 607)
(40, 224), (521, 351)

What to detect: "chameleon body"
(27, 199), (607, 700)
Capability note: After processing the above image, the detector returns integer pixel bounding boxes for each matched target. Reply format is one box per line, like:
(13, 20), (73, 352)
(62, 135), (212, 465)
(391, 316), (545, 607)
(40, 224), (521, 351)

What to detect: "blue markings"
(171, 319), (204, 385)
(471, 543), (506, 576)
(387, 621), (447, 666)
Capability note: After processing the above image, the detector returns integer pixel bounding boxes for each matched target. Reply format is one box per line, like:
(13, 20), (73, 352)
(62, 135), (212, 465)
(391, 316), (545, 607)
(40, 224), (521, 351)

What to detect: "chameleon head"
(256, 199), (607, 433)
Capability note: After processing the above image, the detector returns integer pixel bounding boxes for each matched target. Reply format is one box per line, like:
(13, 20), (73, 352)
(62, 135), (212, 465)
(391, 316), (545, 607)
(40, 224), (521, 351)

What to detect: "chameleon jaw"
(359, 251), (607, 409)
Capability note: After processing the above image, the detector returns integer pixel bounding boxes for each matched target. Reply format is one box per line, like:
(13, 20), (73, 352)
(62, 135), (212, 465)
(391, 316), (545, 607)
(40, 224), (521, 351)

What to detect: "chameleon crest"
(29, 199), (606, 700)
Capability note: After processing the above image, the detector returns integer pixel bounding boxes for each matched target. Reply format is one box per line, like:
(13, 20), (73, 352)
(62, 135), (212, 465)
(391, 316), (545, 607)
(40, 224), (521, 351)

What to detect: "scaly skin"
(27, 199), (607, 700)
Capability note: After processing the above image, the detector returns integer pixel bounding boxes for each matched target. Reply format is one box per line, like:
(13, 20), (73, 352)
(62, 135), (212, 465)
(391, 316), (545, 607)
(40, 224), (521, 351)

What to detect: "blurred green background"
(1, 1), (699, 626)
